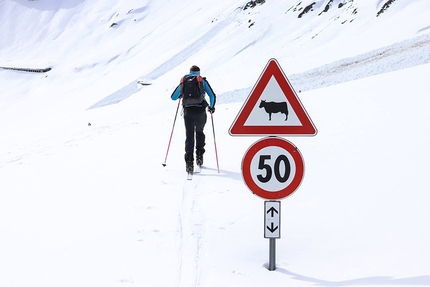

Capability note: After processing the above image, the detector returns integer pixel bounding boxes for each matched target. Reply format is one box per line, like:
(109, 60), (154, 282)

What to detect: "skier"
(171, 65), (216, 174)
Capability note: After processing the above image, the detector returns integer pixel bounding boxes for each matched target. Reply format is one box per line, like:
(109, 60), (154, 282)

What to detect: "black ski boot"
(196, 150), (204, 167)
(186, 161), (194, 174)
(196, 155), (203, 167)
(185, 152), (194, 174)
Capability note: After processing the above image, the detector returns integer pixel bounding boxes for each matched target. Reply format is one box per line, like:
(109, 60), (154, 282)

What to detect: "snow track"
(177, 176), (205, 287)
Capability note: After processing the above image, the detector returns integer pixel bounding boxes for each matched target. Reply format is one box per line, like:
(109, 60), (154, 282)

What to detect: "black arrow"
(267, 207), (279, 217)
(266, 222), (279, 233)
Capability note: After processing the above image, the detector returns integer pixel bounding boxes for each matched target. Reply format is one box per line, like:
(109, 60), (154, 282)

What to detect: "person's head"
(190, 65), (200, 75)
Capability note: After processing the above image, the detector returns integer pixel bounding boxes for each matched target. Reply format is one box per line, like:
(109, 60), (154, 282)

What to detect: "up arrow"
(266, 222), (279, 233)
(267, 207), (278, 217)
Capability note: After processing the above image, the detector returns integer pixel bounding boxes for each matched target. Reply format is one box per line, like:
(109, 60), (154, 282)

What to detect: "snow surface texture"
(1, 0), (430, 286)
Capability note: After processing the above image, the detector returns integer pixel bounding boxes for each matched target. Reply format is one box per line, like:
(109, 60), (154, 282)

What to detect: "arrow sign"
(264, 201), (280, 238)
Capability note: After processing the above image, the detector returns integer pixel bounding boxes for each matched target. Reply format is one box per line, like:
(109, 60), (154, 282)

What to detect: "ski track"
(177, 173), (204, 287)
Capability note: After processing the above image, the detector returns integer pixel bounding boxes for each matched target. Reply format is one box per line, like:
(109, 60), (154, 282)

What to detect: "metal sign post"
(269, 238), (276, 271)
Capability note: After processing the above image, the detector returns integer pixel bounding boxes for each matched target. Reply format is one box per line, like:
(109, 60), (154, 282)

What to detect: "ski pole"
(162, 98), (181, 167)
(210, 112), (220, 173)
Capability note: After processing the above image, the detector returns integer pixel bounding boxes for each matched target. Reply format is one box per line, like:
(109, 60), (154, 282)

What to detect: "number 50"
(257, 155), (291, 183)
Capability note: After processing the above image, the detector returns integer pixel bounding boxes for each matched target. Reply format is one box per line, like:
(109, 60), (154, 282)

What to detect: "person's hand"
(208, 107), (215, 114)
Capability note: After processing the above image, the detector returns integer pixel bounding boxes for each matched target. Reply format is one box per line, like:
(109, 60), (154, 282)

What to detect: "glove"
(208, 107), (215, 114)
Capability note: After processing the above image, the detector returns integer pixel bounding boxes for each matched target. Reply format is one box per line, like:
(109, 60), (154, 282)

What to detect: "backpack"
(181, 75), (204, 107)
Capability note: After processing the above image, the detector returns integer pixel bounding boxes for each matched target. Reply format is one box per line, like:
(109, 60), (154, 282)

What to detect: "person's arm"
(202, 79), (216, 108)
(171, 84), (182, 100)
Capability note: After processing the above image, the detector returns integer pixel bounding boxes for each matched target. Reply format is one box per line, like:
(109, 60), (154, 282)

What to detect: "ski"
(194, 165), (202, 173)
(187, 172), (193, 180)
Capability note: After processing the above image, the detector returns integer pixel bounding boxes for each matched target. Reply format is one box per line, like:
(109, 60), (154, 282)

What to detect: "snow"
(1, 0), (430, 286)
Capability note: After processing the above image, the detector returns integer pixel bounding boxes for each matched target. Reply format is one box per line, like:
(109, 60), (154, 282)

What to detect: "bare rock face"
(377, 0), (397, 17)
(243, 0), (266, 11)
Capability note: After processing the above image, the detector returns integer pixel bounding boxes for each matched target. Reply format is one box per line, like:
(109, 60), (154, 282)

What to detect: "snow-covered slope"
(1, 0), (429, 103)
(1, 0), (430, 286)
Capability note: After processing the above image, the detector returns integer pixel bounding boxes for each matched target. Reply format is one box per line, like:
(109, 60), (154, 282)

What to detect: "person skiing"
(171, 65), (216, 174)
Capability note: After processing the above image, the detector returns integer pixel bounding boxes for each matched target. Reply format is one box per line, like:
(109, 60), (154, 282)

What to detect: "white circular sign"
(242, 137), (304, 199)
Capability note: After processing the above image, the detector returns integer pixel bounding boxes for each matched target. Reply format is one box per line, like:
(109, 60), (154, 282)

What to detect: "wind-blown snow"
(1, 0), (430, 286)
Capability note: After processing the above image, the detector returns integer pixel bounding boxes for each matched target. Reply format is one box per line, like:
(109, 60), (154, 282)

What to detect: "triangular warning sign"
(229, 58), (317, 136)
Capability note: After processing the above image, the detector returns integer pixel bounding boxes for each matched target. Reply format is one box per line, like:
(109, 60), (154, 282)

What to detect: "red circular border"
(241, 137), (304, 200)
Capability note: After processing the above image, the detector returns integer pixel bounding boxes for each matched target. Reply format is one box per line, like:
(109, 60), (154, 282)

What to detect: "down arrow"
(266, 222), (279, 233)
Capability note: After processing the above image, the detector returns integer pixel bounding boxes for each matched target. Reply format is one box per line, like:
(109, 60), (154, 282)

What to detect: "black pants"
(184, 108), (207, 162)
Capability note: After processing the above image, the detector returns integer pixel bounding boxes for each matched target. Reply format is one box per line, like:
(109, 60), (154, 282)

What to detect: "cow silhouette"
(259, 100), (288, 121)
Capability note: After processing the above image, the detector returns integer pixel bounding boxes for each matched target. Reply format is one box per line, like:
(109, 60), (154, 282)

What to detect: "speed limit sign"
(241, 137), (304, 200)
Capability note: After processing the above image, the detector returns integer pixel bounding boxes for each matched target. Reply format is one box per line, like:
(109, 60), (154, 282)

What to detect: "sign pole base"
(268, 238), (276, 271)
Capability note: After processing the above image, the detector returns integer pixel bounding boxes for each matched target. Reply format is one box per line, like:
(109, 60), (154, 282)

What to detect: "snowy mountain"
(1, 0), (430, 286)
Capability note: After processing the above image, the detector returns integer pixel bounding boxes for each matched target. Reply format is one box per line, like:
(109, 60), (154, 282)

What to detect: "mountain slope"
(1, 1), (430, 287)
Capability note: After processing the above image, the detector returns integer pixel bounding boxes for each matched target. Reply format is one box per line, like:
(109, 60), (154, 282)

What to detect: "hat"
(190, 65), (200, 72)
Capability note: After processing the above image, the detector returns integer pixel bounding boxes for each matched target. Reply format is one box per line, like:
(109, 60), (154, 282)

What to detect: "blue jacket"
(171, 71), (216, 109)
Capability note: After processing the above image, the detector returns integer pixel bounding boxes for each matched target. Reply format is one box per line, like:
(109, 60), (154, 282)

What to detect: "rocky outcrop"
(243, 0), (266, 10)
(298, 2), (316, 18)
(377, 0), (397, 17)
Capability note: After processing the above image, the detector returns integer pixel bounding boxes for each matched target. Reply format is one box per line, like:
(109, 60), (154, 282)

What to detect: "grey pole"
(268, 238), (276, 271)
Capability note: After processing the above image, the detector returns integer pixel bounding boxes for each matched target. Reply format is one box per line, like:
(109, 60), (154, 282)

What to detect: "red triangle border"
(229, 58), (317, 136)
